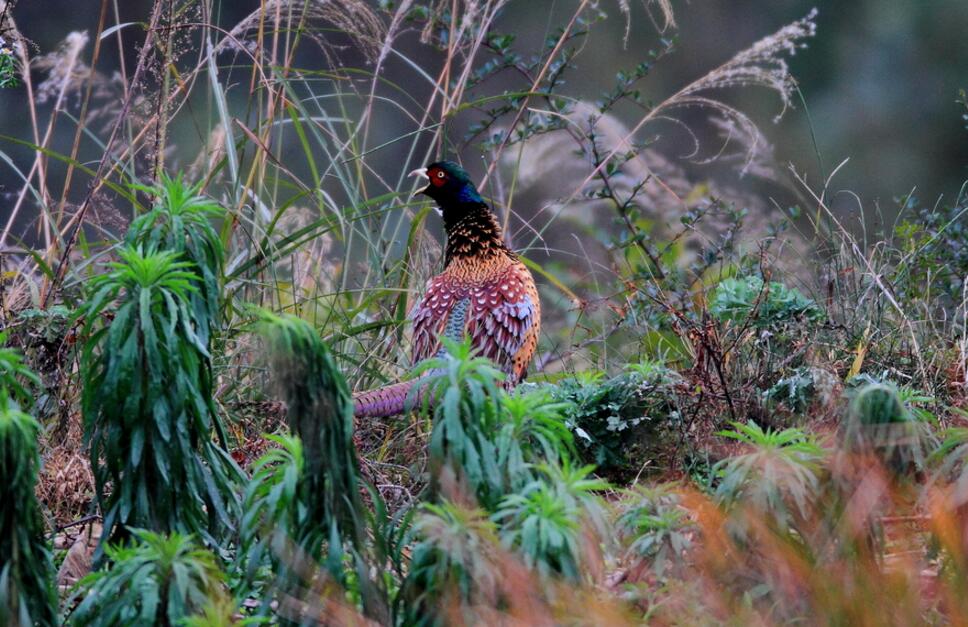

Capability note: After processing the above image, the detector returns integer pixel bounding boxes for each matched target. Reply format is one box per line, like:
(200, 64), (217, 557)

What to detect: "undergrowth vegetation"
(0, 0), (966, 624)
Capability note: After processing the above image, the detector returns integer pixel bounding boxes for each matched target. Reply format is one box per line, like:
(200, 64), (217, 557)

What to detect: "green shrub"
(762, 367), (838, 414)
(0, 393), (56, 627)
(69, 530), (228, 627)
(0, 331), (41, 409)
(258, 311), (366, 548)
(548, 361), (681, 478)
(127, 174), (225, 349)
(930, 416), (968, 506)
(493, 387), (575, 492)
(710, 275), (824, 327)
(78, 247), (240, 554)
(397, 501), (501, 627)
(239, 432), (303, 587)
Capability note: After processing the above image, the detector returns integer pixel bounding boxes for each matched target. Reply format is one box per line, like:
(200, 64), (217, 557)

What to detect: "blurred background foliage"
(3, 0), (968, 233)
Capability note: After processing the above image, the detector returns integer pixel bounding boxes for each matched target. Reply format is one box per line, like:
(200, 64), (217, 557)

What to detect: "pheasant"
(353, 161), (541, 418)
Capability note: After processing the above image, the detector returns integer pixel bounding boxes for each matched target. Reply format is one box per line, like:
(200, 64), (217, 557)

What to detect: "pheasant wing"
(466, 264), (538, 382)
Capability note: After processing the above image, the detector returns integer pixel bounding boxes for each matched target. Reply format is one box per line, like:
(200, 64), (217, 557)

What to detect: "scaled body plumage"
(354, 161), (541, 417)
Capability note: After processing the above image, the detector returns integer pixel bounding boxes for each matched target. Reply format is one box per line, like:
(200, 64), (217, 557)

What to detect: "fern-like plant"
(78, 246), (240, 554)
(494, 387), (575, 492)
(842, 382), (932, 473)
(127, 173), (225, 349)
(69, 530), (229, 627)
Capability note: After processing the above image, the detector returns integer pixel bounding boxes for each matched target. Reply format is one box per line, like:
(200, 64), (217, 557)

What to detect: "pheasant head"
(410, 160), (510, 265)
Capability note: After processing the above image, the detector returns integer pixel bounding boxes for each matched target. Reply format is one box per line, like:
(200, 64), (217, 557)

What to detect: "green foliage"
(0, 393), (56, 627)
(842, 382), (932, 472)
(762, 367), (817, 413)
(494, 387), (575, 491)
(127, 173), (225, 348)
(547, 361), (681, 476)
(892, 197), (968, 305)
(714, 421), (825, 533)
(417, 337), (507, 509)
(397, 501), (500, 627)
(0, 331), (40, 409)
(616, 483), (695, 577)
(0, 36), (17, 88)
(492, 480), (580, 581)
(239, 433), (303, 584)
(930, 417), (968, 505)
(492, 462), (607, 582)
(710, 275), (824, 327)
(762, 367), (837, 414)
(69, 530), (229, 627)
(248, 311), (385, 622)
(78, 246), (240, 554)
(258, 310), (365, 547)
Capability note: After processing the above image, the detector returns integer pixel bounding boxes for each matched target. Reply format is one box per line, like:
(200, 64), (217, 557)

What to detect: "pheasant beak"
(408, 167), (430, 197)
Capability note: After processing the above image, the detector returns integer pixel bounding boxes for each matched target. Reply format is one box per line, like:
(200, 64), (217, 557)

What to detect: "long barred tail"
(353, 380), (424, 418)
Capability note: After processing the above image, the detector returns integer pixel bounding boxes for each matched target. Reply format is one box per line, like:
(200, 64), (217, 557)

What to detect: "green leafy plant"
(714, 421), (825, 533)
(0, 331), (40, 408)
(616, 482), (696, 577)
(842, 382), (933, 473)
(69, 530), (229, 627)
(246, 311), (385, 622)
(78, 246), (240, 554)
(930, 414), (968, 507)
(492, 462), (607, 582)
(0, 36), (17, 89)
(127, 173), (225, 348)
(710, 275), (824, 327)
(0, 387), (56, 627)
(494, 387), (575, 491)
(548, 361), (681, 477)
(762, 367), (838, 414)
(239, 433), (303, 584)
(258, 311), (366, 547)
(397, 501), (501, 627)
(417, 337), (507, 509)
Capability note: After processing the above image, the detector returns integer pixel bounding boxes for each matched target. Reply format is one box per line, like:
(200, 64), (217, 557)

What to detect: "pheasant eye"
(429, 168), (447, 187)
